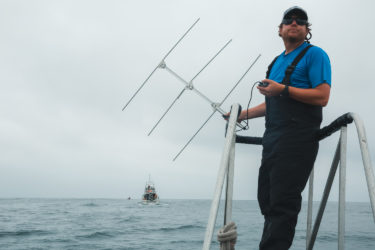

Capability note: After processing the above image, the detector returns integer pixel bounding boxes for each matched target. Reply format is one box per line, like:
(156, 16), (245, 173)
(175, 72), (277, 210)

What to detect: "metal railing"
(306, 112), (375, 249)
(202, 105), (375, 250)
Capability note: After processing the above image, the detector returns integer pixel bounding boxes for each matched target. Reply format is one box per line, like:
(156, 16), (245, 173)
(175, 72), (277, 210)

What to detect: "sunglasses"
(282, 18), (307, 26)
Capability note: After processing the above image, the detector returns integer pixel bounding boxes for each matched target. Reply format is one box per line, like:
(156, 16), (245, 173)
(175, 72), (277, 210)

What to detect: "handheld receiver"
(258, 81), (269, 87)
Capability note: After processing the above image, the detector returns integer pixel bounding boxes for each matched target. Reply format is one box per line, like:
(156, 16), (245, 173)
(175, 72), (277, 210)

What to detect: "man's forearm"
(289, 83), (330, 107)
(238, 102), (266, 121)
(259, 80), (331, 107)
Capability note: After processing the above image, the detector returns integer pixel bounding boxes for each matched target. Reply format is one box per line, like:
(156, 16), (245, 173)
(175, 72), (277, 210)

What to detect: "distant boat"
(142, 177), (159, 204)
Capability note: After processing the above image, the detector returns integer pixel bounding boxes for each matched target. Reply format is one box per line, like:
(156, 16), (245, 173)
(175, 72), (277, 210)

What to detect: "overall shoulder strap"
(266, 56), (279, 79)
(282, 44), (313, 85)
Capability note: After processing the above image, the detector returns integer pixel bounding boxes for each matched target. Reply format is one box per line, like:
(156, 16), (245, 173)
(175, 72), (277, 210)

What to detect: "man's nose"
(291, 19), (298, 25)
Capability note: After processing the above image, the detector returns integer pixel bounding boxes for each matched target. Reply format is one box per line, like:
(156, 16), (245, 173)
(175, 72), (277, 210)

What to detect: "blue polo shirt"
(268, 42), (331, 88)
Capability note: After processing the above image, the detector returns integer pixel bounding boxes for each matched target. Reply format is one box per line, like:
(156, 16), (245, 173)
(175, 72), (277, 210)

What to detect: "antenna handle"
(224, 105), (242, 137)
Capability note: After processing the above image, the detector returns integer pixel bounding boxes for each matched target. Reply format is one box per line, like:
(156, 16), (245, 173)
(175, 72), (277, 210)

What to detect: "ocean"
(0, 199), (374, 250)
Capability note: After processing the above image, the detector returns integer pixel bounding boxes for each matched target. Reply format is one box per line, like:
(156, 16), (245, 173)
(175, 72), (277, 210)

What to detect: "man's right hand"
(222, 113), (230, 120)
(223, 112), (245, 122)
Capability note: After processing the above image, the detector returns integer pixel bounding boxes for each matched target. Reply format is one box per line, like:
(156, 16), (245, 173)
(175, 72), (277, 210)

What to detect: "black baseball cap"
(282, 6), (308, 21)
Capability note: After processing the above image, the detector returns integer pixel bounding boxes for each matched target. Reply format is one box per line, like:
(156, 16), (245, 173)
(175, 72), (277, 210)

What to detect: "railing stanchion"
(350, 113), (375, 222)
(338, 126), (347, 250)
(202, 104), (239, 250)
(306, 168), (314, 249)
(224, 141), (236, 225)
(307, 141), (341, 250)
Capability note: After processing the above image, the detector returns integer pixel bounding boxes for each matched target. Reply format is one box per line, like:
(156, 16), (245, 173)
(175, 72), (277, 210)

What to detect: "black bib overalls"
(258, 45), (322, 250)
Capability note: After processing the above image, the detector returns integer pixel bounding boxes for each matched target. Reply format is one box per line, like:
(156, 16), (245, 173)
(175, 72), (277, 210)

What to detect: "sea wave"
(159, 224), (205, 232)
(76, 231), (114, 239)
(82, 202), (99, 207)
(346, 233), (375, 242)
(117, 216), (141, 223)
(316, 232), (337, 242)
(0, 229), (50, 237)
(169, 239), (204, 244)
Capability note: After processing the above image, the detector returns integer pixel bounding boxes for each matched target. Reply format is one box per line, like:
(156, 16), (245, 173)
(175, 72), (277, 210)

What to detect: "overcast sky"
(1, 0), (375, 202)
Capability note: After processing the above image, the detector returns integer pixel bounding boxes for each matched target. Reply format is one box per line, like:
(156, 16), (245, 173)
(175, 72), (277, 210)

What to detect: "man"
(237, 6), (331, 249)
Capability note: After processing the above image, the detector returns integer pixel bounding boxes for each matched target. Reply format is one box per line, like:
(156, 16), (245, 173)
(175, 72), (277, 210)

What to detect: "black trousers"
(258, 131), (319, 250)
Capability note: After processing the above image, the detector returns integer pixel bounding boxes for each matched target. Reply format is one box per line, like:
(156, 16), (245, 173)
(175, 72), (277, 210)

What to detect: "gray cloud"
(0, 0), (374, 202)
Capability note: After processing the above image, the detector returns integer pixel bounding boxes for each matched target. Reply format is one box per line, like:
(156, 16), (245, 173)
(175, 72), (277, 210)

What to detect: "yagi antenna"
(122, 18), (261, 161)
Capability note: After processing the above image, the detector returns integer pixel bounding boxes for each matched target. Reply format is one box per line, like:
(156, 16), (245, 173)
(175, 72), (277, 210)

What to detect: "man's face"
(279, 15), (308, 43)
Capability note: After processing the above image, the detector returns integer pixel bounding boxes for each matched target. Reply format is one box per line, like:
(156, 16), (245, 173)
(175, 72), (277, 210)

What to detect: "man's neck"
(284, 40), (305, 54)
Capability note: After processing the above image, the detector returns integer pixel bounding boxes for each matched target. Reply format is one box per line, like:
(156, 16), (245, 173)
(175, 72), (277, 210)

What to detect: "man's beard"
(288, 37), (299, 43)
(286, 35), (304, 44)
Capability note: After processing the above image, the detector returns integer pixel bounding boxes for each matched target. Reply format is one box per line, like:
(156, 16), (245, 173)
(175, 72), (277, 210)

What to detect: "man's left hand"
(257, 79), (284, 96)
